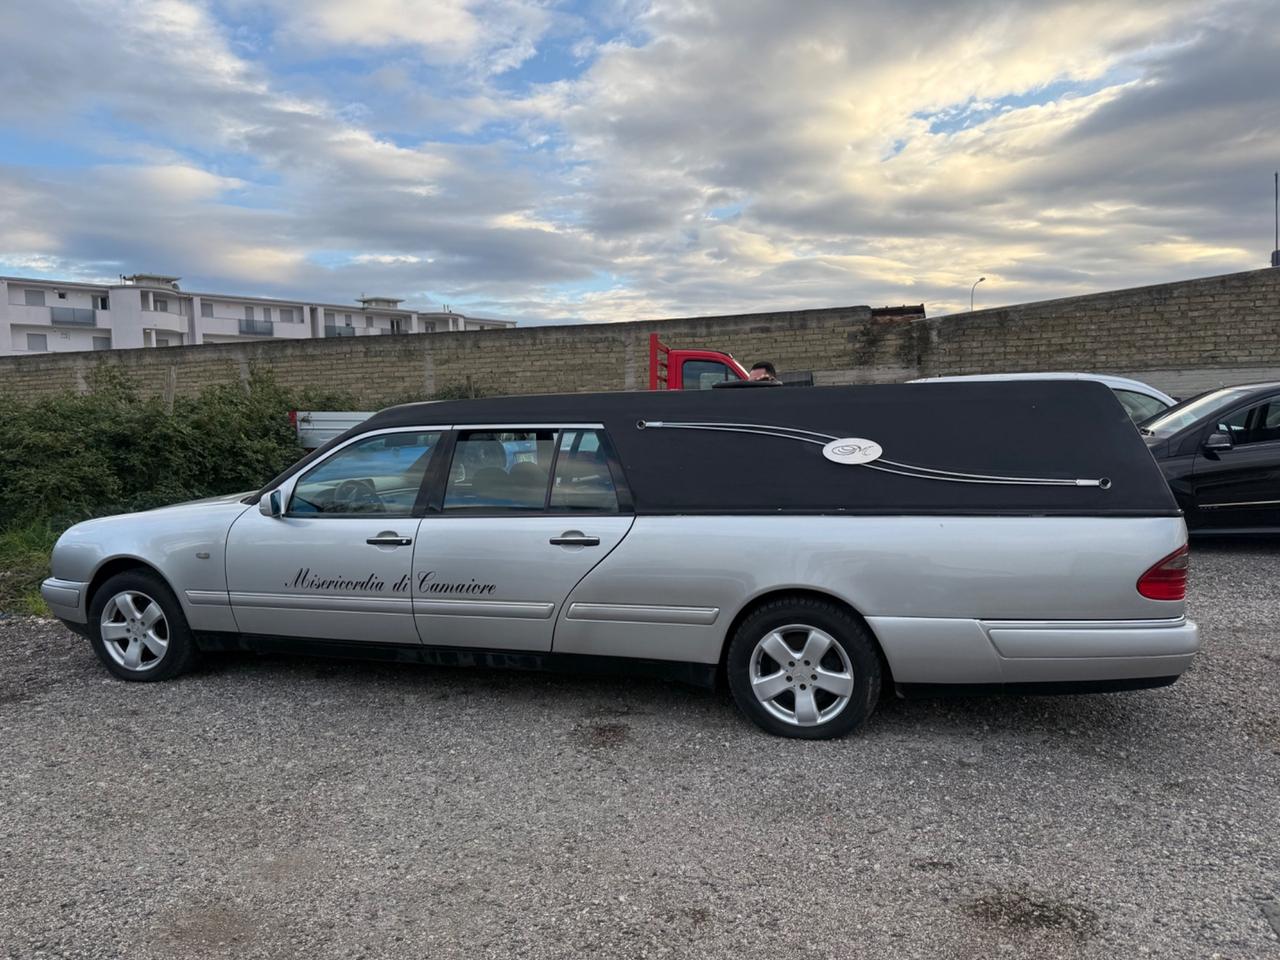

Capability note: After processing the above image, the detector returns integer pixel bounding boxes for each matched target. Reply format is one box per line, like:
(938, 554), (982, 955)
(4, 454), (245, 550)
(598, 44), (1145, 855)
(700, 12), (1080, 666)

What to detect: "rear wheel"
(88, 571), (199, 682)
(726, 596), (881, 739)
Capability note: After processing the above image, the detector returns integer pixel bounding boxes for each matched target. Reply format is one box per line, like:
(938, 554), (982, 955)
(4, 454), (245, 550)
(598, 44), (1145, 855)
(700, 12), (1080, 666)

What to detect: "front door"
(412, 427), (633, 651)
(1191, 396), (1280, 529)
(226, 428), (444, 642)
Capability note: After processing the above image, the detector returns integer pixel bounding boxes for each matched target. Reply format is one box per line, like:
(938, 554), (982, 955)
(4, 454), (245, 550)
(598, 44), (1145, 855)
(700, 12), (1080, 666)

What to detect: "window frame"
(426, 423), (634, 518)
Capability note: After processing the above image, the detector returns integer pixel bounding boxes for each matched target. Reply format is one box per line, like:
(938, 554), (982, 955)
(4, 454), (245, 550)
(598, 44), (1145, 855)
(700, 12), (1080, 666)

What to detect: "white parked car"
(909, 372), (1175, 424)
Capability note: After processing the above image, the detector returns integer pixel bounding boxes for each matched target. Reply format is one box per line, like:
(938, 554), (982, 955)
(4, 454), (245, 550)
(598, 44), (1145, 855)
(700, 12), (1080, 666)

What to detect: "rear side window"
(290, 431), (441, 516)
(1114, 389), (1169, 425)
(444, 430), (556, 511)
(550, 430), (619, 512)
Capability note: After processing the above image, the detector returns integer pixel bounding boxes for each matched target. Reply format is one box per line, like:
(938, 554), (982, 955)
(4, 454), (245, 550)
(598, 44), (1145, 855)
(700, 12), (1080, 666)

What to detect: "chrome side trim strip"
(185, 590), (231, 606)
(980, 616), (1186, 630)
(565, 602), (720, 625)
(414, 599), (555, 620)
(228, 592), (413, 615)
(1200, 499), (1280, 509)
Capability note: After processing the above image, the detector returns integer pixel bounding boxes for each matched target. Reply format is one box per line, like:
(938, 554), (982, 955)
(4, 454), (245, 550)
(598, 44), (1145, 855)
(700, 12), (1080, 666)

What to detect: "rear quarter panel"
(553, 515), (1187, 664)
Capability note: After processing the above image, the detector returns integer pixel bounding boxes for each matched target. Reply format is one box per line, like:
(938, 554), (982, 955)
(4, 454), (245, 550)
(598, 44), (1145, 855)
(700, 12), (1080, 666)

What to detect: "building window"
(279, 307), (294, 323)
(56, 291), (67, 300)
(245, 305), (255, 321)
(26, 333), (48, 352)
(324, 310), (336, 323)
(423, 322), (436, 332)
(96, 295), (109, 310)
(157, 337), (170, 347)
(366, 316), (374, 328)
(155, 297), (169, 313)
(24, 289), (45, 307)
(263, 307), (272, 322)
(92, 336), (111, 351)
(201, 301), (213, 318)
(344, 313), (353, 324)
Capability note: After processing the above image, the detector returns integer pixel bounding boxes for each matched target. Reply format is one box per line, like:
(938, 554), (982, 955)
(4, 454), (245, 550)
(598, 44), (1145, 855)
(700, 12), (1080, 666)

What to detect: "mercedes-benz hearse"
(42, 381), (1198, 738)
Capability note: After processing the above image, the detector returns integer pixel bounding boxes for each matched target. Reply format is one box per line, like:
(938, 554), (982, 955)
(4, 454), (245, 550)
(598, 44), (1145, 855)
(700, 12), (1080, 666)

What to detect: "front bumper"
(41, 578), (89, 624)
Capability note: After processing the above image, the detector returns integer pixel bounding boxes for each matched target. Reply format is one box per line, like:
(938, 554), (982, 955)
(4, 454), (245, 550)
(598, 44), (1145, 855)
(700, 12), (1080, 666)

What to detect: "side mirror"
(1203, 431), (1234, 453)
(258, 489), (284, 517)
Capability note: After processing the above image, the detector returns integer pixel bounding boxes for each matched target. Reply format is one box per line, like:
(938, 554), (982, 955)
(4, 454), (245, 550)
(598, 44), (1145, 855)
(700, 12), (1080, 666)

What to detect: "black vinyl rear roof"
(325, 381), (1178, 517)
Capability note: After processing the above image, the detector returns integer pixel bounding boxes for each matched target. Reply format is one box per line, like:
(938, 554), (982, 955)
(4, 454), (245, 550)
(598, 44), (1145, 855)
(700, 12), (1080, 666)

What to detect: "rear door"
(412, 426), (634, 651)
(1191, 394), (1280, 528)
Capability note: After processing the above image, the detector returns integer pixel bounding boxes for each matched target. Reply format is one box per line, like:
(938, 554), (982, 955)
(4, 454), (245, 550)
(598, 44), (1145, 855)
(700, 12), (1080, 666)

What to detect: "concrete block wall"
(1, 267), (1277, 404)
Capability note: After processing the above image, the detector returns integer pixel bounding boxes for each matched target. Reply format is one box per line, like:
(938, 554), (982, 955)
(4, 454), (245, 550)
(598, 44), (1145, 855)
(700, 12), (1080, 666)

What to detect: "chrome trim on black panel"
(566, 602), (720, 625)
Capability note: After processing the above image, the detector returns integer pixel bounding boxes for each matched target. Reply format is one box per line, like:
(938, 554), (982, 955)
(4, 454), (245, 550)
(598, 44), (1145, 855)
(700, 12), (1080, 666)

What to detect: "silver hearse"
(42, 382), (1199, 739)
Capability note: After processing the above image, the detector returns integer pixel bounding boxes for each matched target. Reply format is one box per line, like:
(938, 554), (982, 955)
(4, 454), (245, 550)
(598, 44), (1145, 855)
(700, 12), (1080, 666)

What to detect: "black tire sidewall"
(726, 597), (881, 739)
(87, 570), (197, 682)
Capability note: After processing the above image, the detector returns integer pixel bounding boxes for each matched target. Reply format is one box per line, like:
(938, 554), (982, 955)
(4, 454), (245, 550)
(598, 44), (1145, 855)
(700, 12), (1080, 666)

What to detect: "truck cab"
(649, 333), (749, 389)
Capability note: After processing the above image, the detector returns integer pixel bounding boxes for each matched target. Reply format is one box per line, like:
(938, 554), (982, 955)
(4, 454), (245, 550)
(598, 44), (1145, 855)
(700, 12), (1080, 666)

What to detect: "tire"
(87, 570), (199, 682)
(726, 596), (881, 739)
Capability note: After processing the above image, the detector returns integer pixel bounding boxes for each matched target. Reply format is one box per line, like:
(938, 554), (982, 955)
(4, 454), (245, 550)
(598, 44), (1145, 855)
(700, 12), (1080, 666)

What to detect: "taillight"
(1137, 545), (1189, 601)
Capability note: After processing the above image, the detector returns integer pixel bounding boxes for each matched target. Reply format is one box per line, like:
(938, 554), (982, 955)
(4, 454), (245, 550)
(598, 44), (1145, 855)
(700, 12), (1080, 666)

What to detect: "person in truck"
(749, 361), (778, 382)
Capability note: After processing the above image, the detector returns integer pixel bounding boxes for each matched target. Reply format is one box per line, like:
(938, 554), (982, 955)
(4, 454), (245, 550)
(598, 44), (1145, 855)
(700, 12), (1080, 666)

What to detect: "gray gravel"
(2, 543), (1278, 959)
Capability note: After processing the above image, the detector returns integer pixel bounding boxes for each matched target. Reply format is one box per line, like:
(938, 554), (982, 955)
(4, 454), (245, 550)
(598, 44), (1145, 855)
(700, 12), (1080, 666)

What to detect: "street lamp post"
(970, 277), (986, 312)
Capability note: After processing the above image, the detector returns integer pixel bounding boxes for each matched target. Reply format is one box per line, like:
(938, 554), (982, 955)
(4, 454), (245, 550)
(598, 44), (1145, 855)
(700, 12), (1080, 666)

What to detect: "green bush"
(0, 369), (479, 612)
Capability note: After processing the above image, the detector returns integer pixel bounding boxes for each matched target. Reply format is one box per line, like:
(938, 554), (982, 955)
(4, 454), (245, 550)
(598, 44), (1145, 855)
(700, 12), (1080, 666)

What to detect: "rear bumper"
(41, 578), (88, 624)
(867, 615), (1199, 686)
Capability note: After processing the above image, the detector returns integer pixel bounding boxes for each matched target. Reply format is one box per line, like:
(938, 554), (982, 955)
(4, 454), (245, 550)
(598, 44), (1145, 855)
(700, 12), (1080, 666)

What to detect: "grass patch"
(0, 520), (59, 616)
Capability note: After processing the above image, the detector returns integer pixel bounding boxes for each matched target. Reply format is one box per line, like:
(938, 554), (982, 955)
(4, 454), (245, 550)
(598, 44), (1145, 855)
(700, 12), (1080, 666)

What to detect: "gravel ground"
(1, 543), (1277, 959)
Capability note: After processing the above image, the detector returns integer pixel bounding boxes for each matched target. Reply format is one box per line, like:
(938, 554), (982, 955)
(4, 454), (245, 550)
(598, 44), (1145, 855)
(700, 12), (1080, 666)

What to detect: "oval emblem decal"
(822, 438), (883, 465)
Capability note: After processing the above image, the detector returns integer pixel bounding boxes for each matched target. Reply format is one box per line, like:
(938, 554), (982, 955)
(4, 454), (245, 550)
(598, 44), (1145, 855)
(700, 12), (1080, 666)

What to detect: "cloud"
(0, 0), (1276, 324)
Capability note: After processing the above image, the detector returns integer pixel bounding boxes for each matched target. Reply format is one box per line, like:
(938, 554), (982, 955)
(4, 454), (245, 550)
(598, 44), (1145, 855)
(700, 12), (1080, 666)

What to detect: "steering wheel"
(333, 478), (384, 513)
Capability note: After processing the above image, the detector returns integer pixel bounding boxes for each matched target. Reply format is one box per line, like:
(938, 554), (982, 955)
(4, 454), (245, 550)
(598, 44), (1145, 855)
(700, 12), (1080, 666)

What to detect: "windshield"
(1140, 387), (1254, 437)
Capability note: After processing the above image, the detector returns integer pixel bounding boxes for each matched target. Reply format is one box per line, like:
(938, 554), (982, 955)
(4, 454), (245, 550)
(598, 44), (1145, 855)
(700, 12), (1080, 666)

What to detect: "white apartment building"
(0, 273), (515, 357)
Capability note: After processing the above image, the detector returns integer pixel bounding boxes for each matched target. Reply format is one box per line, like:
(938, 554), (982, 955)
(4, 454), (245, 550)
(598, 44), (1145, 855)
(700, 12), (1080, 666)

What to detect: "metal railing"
(238, 318), (274, 336)
(324, 325), (357, 337)
(50, 307), (97, 327)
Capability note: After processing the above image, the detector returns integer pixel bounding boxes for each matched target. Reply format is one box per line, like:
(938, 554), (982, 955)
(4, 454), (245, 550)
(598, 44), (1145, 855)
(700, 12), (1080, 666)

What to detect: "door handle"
(366, 535), (413, 546)
(550, 532), (600, 547)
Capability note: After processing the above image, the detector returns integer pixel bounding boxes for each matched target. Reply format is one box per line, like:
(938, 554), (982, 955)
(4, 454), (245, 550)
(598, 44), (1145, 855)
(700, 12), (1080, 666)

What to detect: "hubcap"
(99, 590), (169, 672)
(749, 624), (854, 727)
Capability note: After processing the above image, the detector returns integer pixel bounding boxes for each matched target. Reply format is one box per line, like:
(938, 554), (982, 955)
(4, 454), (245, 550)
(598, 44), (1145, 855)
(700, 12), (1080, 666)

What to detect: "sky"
(0, 0), (1277, 323)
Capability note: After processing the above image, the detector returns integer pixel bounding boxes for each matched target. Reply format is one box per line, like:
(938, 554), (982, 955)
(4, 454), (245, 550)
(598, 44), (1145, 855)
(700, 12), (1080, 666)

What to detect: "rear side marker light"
(1137, 545), (1189, 601)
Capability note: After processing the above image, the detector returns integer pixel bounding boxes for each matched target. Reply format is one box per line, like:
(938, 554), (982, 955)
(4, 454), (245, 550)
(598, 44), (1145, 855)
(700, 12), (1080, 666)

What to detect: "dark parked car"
(1139, 382), (1280, 533)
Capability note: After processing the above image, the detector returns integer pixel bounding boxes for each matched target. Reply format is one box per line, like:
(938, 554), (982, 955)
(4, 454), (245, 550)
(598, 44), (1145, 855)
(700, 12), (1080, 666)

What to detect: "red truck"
(294, 334), (754, 447)
(647, 333), (750, 389)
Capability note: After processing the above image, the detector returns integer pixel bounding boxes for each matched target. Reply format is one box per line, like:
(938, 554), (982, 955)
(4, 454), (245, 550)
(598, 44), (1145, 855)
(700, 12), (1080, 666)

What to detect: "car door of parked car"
(412, 426), (634, 652)
(1191, 395), (1280, 529)
(225, 428), (446, 643)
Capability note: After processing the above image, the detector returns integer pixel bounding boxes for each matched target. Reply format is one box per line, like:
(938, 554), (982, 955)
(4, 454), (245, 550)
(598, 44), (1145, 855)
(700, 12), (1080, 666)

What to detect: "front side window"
(444, 430), (556, 511)
(550, 430), (619, 512)
(1218, 399), (1280, 446)
(290, 431), (442, 516)
(1114, 389), (1169, 425)
(1143, 387), (1254, 437)
(682, 359), (734, 390)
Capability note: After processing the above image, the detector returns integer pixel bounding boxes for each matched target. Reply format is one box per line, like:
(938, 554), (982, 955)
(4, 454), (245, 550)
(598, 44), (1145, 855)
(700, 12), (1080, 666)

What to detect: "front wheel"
(88, 570), (199, 682)
(726, 596), (881, 739)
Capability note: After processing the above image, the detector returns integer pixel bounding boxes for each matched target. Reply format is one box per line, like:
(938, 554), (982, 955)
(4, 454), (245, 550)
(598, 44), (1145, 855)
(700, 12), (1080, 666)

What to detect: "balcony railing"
(238, 318), (274, 336)
(50, 307), (97, 327)
(325, 325), (357, 338)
